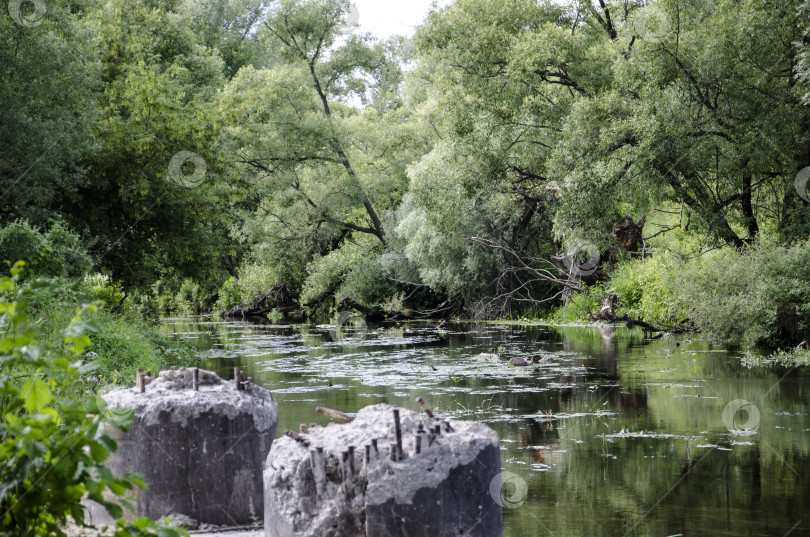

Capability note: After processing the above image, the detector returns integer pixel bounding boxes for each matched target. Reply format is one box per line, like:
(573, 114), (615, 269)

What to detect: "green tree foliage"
(181, 0), (272, 76)
(0, 220), (93, 279)
(552, 0), (810, 247)
(0, 0), (99, 225)
(0, 264), (185, 537)
(65, 0), (240, 293)
(5, 0), (810, 341)
(216, 0), (437, 313)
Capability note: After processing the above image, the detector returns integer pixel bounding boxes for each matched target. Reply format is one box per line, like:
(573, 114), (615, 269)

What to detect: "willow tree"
(221, 0), (433, 308)
(396, 0), (638, 315)
(552, 0), (810, 247)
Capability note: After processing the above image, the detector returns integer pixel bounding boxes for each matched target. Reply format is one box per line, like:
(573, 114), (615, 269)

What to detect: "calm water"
(160, 318), (810, 536)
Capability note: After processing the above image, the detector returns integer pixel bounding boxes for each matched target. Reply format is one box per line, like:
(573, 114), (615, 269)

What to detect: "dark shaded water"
(160, 318), (810, 536)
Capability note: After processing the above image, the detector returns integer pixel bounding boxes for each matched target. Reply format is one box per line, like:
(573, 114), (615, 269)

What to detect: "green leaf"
(88, 395), (108, 414)
(21, 378), (51, 413)
(108, 407), (135, 430)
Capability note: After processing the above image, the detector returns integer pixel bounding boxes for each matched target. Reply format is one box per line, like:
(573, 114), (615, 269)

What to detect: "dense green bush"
(0, 220), (92, 279)
(561, 240), (810, 349)
(608, 253), (685, 325)
(0, 263), (185, 537)
(214, 276), (242, 311)
(675, 240), (810, 348)
(175, 278), (204, 315)
(236, 262), (284, 308)
(551, 289), (603, 323)
(300, 239), (395, 315)
(84, 273), (125, 309)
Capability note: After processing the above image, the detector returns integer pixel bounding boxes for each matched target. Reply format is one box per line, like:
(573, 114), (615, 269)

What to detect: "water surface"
(160, 318), (810, 536)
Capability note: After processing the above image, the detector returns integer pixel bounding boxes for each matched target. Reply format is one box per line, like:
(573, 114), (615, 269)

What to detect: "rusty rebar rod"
(415, 396), (434, 418)
(192, 367), (199, 391)
(393, 408), (402, 460)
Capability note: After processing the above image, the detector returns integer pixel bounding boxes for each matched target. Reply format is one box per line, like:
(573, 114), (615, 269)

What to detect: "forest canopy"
(3, 0), (810, 347)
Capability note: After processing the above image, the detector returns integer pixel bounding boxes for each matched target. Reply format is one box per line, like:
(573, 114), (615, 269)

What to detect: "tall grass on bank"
(24, 277), (197, 388)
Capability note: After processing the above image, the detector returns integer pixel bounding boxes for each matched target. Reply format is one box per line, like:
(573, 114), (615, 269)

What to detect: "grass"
(22, 278), (197, 388)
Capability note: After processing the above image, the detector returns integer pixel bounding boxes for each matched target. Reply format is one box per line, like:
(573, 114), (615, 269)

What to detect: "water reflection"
(160, 318), (810, 537)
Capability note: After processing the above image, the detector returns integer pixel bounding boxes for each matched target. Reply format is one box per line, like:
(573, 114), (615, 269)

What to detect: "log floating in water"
(316, 406), (353, 423)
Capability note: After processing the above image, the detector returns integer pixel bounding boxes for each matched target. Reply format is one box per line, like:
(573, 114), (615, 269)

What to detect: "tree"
(400, 0), (627, 314)
(180, 0), (272, 76)
(69, 0), (237, 292)
(219, 0), (439, 312)
(225, 0), (403, 246)
(0, 0), (99, 226)
(552, 0), (810, 248)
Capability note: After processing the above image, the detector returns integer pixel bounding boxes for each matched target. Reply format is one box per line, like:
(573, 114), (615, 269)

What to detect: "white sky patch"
(351, 0), (453, 38)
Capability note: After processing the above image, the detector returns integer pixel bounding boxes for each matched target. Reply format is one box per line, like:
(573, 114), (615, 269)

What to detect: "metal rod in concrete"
(341, 451), (349, 480)
(234, 368), (247, 391)
(371, 438), (378, 453)
(390, 444), (398, 461)
(348, 446), (355, 475)
(364, 444), (371, 467)
(415, 434), (422, 454)
(192, 367), (199, 391)
(393, 408), (402, 460)
(415, 396), (434, 418)
(311, 448), (325, 497)
(136, 368), (144, 393)
(316, 406), (353, 423)
(341, 451), (354, 496)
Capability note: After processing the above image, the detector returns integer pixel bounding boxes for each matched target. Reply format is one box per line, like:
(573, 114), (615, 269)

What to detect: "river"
(160, 318), (809, 537)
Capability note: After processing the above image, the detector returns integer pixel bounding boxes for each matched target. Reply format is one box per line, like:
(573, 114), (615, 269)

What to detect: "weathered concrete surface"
(87, 368), (278, 526)
(264, 404), (501, 537)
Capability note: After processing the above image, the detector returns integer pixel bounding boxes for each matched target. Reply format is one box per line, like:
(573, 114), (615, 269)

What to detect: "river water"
(160, 318), (809, 537)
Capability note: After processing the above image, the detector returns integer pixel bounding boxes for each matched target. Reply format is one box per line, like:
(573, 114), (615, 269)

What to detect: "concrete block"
(264, 404), (501, 537)
(88, 367), (278, 526)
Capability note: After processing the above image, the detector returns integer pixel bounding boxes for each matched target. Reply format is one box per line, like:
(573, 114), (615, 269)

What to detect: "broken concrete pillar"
(264, 404), (501, 537)
(88, 367), (278, 526)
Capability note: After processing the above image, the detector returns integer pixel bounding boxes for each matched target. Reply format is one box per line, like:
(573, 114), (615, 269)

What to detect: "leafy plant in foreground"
(0, 262), (185, 537)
